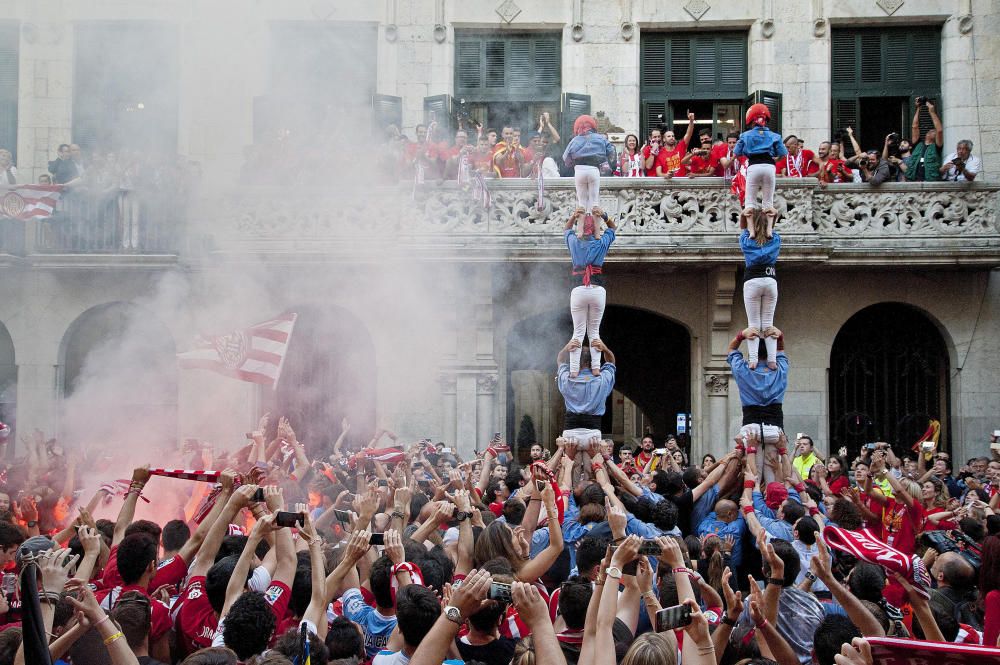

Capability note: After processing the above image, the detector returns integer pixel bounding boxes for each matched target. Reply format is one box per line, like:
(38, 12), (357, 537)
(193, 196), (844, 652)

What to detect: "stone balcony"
(3, 179), (999, 267)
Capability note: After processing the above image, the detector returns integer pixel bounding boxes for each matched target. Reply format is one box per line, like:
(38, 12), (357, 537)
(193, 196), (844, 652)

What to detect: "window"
(73, 22), (179, 153)
(640, 32), (748, 141)
(453, 33), (565, 137)
(830, 27), (941, 152)
(257, 22), (377, 141)
(0, 23), (17, 162)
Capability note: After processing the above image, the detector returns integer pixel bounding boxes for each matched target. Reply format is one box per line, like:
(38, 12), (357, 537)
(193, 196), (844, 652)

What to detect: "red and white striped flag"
(0, 185), (63, 220)
(177, 313), (297, 388)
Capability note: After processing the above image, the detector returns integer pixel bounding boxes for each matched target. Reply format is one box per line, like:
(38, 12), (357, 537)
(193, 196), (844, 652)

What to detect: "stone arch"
(260, 304), (376, 455)
(505, 305), (691, 452)
(58, 302), (178, 447)
(828, 302), (951, 457)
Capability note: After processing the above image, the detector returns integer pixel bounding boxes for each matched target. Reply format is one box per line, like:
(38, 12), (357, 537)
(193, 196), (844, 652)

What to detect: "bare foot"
(765, 208), (777, 238)
(748, 361), (758, 370)
(570, 370), (579, 378)
(743, 208), (757, 237)
(767, 361), (778, 370)
(591, 367), (601, 376)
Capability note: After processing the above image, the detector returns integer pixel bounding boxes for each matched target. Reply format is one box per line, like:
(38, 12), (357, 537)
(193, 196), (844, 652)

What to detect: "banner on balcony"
(177, 313), (297, 388)
(0, 185), (63, 220)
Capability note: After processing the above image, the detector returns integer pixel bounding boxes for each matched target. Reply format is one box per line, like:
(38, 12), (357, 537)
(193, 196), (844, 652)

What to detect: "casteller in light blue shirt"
(734, 126), (787, 160)
(565, 228), (615, 269)
(728, 349), (788, 407)
(557, 362), (616, 415)
(740, 229), (781, 267)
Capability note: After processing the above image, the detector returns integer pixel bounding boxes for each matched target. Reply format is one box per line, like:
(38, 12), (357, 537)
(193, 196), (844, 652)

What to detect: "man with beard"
(654, 110), (696, 178)
(635, 436), (655, 470)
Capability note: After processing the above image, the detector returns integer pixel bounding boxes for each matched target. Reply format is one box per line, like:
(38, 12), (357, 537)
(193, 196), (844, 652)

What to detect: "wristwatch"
(804, 571), (817, 582)
(455, 511), (471, 522)
(443, 605), (464, 625)
(26, 521), (37, 528)
(605, 566), (623, 580)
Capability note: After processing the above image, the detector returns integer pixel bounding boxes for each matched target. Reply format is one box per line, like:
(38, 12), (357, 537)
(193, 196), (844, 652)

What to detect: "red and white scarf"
(822, 525), (931, 598)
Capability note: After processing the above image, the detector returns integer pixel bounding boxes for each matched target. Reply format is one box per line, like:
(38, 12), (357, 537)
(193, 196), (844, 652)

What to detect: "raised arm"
(112, 465), (151, 546)
(591, 339), (615, 365)
(298, 511), (329, 639)
(514, 483), (563, 582)
(927, 101), (943, 148)
(845, 127), (862, 157)
(910, 103), (922, 145)
(811, 533), (885, 637)
(682, 110), (696, 147)
(557, 338), (580, 366)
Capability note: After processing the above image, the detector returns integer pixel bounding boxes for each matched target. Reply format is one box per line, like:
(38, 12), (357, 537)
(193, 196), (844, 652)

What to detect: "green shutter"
(0, 24), (17, 162)
(561, 92), (591, 144)
(746, 90), (782, 134)
(831, 27), (940, 94)
(640, 32), (746, 101)
(454, 33), (561, 102)
(641, 100), (667, 144)
(831, 32), (857, 86)
(423, 94), (453, 137)
(371, 94), (402, 135)
(832, 97), (858, 137)
(860, 34), (882, 84)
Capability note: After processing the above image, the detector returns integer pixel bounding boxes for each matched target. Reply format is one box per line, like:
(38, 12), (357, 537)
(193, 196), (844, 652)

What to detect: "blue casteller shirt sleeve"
(727, 350), (788, 406)
(565, 228), (616, 268)
(558, 362), (617, 415)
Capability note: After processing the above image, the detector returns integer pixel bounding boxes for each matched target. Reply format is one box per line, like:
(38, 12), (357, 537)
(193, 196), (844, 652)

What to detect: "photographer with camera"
(940, 139), (981, 182)
(906, 97), (944, 182)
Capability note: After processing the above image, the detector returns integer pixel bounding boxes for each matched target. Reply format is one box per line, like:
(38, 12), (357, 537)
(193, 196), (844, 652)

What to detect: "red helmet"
(745, 103), (771, 126)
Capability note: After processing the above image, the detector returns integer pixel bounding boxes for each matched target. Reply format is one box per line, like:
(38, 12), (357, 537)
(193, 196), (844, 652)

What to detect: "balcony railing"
(3, 179), (999, 267)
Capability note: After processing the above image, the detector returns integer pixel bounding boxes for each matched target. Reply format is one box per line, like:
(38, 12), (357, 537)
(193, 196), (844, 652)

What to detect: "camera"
(488, 581), (512, 603)
(916, 96), (927, 107)
(859, 157), (870, 167)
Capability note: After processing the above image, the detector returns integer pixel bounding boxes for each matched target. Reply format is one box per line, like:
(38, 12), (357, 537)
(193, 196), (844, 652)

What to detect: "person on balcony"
(940, 139), (981, 182)
(776, 136), (817, 178)
(562, 114), (616, 237)
(906, 98), (943, 182)
(0, 149), (16, 185)
(564, 205), (616, 377)
(48, 144), (82, 186)
(734, 103), (787, 226)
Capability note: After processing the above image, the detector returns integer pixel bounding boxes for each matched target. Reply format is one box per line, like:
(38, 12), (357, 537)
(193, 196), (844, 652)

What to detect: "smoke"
(48, 10), (580, 520)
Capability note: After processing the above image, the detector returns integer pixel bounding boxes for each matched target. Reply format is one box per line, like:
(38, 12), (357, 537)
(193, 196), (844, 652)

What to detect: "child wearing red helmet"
(734, 103), (787, 225)
(562, 115), (617, 239)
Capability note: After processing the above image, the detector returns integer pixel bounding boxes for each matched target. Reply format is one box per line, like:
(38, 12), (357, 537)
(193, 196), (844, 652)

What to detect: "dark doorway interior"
(853, 96), (908, 156)
(829, 303), (950, 458)
(506, 305), (690, 446)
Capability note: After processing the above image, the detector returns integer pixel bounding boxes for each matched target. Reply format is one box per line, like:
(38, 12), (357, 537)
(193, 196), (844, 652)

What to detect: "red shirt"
(175, 575), (218, 656)
(654, 141), (688, 176)
(873, 498), (925, 554)
(777, 149), (818, 177)
(826, 475), (849, 497)
(821, 158), (852, 183)
(641, 145), (660, 176)
(708, 144), (735, 177)
(493, 145), (522, 178)
(97, 584), (173, 642)
(635, 450), (654, 469)
(924, 506), (958, 531)
(685, 152), (712, 176)
(263, 580), (293, 623)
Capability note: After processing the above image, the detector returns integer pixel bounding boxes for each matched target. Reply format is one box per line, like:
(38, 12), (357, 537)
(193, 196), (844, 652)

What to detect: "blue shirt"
(563, 130), (617, 166)
(728, 350), (788, 407)
(342, 588), (397, 659)
(734, 126), (787, 159)
(740, 230), (781, 267)
(557, 362), (616, 415)
(565, 228), (615, 269)
(691, 485), (719, 533)
(697, 513), (748, 566)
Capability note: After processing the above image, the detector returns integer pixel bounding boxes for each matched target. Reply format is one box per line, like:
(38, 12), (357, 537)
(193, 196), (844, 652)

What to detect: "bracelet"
(777, 448), (787, 456)
(591, 462), (604, 473)
(744, 480), (755, 489)
(794, 483), (806, 492)
(103, 631), (125, 645)
(742, 505), (755, 515)
(93, 614), (112, 628)
(672, 566), (689, 575)
(721, 616), (737, 627)
(390, 511), (406, 521)
(746, 446), (758, 455)
(766, 577), (784, 586)
(808, 507), (819, 516)
(756, 619), (769, 630)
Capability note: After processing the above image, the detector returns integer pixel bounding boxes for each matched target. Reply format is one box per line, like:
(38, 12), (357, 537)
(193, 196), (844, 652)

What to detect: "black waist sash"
(742, 403), (783, 427)
(748, 154), (776, 166)
(565, 412), (603, 430)
(744, 264), (777, 281)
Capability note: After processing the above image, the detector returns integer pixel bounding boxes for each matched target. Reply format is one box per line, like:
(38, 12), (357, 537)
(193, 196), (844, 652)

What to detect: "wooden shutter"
(455, 34), (561, 103)
(831, 32), (857, 87)
(424, 94), (453, 137)
(745, 90), (782, 134)
(831, 27), (940, 94)
(371, 94), (402, 135)
(0, 24), (17, 162)
(640, 32), (746, 100)
(641, 100), (667, 145)
(832, 97), (858, 138)
(561, 92), (591, 145)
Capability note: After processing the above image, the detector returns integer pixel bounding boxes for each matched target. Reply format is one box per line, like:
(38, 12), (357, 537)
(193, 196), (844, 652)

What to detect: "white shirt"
(941, 152), (981, 181)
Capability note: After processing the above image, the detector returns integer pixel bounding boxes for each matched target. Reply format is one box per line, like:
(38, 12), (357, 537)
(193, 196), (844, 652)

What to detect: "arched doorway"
(506, 305), (691, 454)
(60, 303), (178, 448)
(829, 303), (951, 457)
(260, 305), (376, 456)
(0, 321), (14, 444)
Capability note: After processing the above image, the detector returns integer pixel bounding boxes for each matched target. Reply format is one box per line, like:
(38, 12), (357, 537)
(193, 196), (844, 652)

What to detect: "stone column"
(13, 362), (58, 447)
(700, 267), (738, 459)
(476, 373), (497, 452)
(703, 372), (732, 459)
(455, 374), (478, 458)
(440, 372), (456, 447)
(18, 20), (74, 180)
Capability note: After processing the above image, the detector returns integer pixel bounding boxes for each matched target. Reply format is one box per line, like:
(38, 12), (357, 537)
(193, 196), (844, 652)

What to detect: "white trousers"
(745, 163), (776, 209)
(561, 428), (603, 449)
(739, 424), (785, 484)
(570, 284), (606, 374)
(743, 277), (778, 364)
(574, 165), (600, 210)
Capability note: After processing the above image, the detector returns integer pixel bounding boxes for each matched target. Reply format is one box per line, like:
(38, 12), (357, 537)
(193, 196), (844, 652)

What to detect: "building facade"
(0, 0), (999, 465)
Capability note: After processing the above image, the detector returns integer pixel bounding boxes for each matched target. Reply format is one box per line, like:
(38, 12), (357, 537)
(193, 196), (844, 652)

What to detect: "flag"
(0, 185), (63, 220)
(822, 525), (931, 598)
(177, 313), (297, 388)
(911, 419), (940, 454)
(472, 171), (492, 210)
(536, 165), (545, 212)
(867, 636), (1000, 665)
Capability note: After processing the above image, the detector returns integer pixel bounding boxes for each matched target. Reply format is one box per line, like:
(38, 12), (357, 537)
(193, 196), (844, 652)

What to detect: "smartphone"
(251, 488), (265, 502)
(920, 441), (935, 451)
(796, 433), (804, 440)
(990, 442), (1000, 452)
(369, 533), (385, 546)
(655, 604), (692, 632)
(993, 430), (1000, 437)
(654, 448), (667, 455)
(377, 480), (388, 487)
(274, 511), (304, 528)
(865, 443), (876, 450)
(535, 480), (546, 492)
(638, 540), (663, 556)
(488, 581), (512, 603)
(333, 509), (352, 523)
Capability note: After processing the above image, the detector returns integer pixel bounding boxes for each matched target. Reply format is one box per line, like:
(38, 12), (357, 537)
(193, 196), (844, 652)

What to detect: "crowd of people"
(0, 373), (996, 665)
(376, 97), (981, 186)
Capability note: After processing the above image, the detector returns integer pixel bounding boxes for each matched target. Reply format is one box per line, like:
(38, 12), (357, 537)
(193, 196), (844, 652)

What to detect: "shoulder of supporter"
(342, 587), (371, 619)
